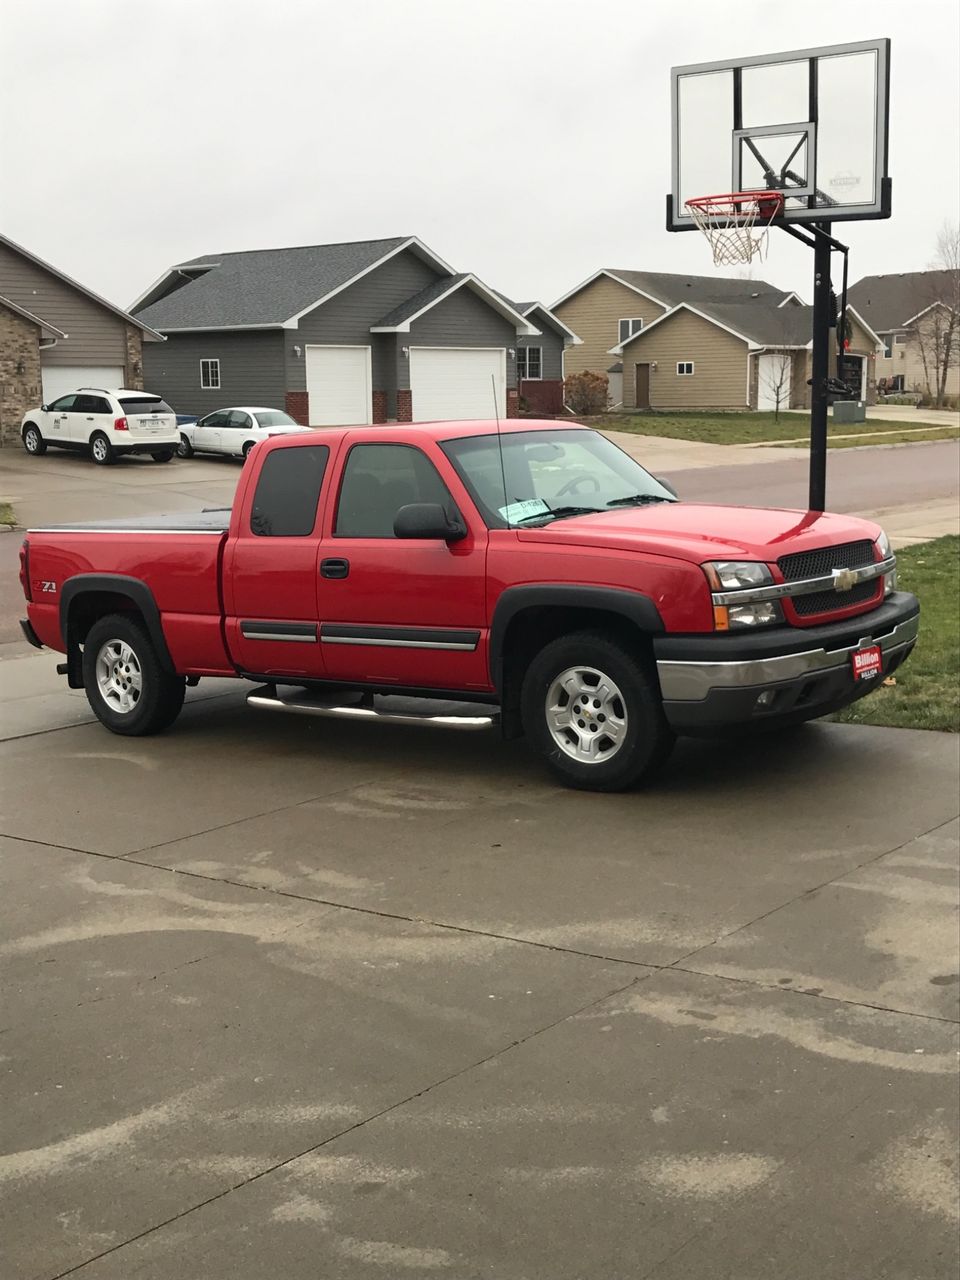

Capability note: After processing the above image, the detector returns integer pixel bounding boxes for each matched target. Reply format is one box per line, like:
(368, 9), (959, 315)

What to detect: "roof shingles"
(134, 237), (411, 329)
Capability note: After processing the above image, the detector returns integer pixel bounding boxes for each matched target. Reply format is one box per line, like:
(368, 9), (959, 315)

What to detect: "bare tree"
(911, 222), (960, 408)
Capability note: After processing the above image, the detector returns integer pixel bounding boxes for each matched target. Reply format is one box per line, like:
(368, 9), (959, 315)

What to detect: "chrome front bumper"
(657, 610), (919, 703)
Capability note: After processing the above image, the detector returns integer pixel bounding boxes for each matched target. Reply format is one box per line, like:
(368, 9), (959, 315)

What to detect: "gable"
(0, 235), (160, 339)
(553, 274), (667, 359)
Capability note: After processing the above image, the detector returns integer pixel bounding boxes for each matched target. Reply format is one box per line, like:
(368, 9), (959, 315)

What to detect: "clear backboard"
(668, 39), (891, 230)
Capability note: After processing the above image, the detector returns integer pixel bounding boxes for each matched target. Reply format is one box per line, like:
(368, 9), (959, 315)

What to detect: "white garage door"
(305, 345), (371, 426)
(41, 366), (124, 403)
(756, 352), (793, 411)
(409, 347), (506, 422)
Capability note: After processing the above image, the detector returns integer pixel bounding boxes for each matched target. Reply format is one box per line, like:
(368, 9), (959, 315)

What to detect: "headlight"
(875, 530), (897, 594)
(703, 560), (783, 630)
(703, 561), (774, 591)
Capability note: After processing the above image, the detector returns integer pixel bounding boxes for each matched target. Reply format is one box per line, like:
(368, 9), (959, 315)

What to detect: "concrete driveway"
(0, 447), (958, 1280)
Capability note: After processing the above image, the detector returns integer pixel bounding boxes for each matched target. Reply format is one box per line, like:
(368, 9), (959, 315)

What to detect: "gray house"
(0, 231), (164, 446)
(132, 237), (578, 424)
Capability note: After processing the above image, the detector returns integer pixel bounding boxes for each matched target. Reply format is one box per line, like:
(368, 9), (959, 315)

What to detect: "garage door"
(409, 348), (506, 422)
(305, 345), (371, 426)
(41, 366), (124, 403)
(756, 353), (792, 412)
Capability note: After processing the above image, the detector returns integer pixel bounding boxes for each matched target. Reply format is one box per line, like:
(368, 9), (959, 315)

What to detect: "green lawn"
(0, 502), (15, 527)
(834, 536), (959, 732)
(600, 410), (945, 447)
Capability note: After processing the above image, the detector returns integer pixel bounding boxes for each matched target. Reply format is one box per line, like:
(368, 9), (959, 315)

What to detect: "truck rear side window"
(250, 445), (330, 537)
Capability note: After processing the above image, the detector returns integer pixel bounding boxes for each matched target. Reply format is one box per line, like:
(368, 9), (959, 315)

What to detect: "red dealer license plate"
(852, 645), (883, 680)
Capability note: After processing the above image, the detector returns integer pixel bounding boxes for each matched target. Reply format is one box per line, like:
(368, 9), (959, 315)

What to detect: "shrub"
(564, 371), (609, 415)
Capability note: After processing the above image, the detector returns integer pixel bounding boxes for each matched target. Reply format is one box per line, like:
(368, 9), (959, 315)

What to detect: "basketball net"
(685, 193), (784, 267)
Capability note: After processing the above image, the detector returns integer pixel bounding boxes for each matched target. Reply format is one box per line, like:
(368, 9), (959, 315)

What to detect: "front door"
(223, 441), (333, 677)
(634, 363), (651, 409)
(43, 393), (78, 442)
(194, 410), (227, 454)
(318, 439), (488, 690)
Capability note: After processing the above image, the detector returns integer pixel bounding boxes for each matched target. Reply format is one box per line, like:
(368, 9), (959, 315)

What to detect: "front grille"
(778, 539), (875, 581)
(792, 579), (882, 617)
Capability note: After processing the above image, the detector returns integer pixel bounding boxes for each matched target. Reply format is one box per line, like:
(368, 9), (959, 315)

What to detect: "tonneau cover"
(29, 509), (231, 534)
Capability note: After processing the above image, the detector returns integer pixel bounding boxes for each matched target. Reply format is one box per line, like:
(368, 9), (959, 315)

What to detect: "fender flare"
(60, 574), (176, 679)
(489, 584), (664, 690)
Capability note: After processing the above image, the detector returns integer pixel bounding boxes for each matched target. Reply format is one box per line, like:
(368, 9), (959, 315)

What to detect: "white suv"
(21, 388), (181, 465)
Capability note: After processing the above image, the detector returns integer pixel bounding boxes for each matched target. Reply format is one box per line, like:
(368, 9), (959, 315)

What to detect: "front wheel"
(90, 432), (115, 465)
(22, 423), (46, 455)
(151, 450), (174, 462)
(521, 630), (674, 792)
(177, 434), (193, 458)
(82, 613), (185, 736)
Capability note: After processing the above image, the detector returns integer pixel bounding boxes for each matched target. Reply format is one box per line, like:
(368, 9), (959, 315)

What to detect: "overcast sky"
(1, 0), (957, 312)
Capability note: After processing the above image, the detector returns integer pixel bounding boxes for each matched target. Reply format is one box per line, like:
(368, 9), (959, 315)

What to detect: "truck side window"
(335, 443), (456, 538)
(250, 445), (329, 537)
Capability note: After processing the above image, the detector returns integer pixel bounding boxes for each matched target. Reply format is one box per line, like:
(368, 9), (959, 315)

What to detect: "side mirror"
(41, 404), (49, 413)
(394, 503), (467, 542)
(655, 476), (678, 499)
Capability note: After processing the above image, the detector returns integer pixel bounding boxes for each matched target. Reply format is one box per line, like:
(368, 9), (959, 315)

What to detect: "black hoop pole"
(809, 221), (833, 512)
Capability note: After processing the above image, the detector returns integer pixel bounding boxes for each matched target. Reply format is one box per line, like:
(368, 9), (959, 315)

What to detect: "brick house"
(0, 232), (163, 447)
(131, 237), (576, 424)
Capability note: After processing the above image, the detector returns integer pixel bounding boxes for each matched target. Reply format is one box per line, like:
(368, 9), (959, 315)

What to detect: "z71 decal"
(40, 581), (57, 594)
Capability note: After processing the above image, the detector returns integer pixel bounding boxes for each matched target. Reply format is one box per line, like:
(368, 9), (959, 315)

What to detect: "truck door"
(316, 439), (489, 691)
(223, 441), (331, 677)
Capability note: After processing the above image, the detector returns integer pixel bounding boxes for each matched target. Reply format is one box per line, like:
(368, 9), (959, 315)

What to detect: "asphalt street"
(0, 439), (957, 1279)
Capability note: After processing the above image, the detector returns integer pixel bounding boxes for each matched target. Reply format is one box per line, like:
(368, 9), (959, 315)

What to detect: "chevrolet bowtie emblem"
(832, 567), (857, 592)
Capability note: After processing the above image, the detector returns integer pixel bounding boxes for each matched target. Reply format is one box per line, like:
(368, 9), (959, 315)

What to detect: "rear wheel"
(521, 630), (674, 791)
(90, 432), (115, 465)
(22, 423), (46, 455)
(82, 613), (185, 736)
(241, 440), (255, 462)
(177, 434), (193, 458)
(151, 450), (174, 462)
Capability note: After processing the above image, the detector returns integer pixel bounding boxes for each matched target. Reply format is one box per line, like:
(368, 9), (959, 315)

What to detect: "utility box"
(832, 400), (867, 424)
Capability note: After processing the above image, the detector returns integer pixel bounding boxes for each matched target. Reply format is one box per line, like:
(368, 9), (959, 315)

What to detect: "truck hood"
(516, 502), (882, 564)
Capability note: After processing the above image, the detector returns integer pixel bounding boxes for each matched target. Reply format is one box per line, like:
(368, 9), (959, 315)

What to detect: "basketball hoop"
(685, 192), (785, 266)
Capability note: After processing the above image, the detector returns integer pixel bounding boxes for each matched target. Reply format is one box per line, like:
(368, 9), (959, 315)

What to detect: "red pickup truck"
(19, 420), (918, 791)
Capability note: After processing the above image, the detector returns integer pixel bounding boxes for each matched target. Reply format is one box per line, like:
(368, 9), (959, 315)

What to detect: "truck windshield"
(440, 429), (676, 527)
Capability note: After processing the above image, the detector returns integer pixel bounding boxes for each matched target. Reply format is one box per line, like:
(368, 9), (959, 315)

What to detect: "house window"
(676, 361), (695, 375)
(893, 333), (906, 345)
(517, 347), (542, 380)
(200, 358), (221, 389)
(880, 335), (892, 358)
(618, 318), (644, 343)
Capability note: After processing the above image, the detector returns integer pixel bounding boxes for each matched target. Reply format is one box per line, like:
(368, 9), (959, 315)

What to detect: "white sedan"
(177, 407), (311, 460)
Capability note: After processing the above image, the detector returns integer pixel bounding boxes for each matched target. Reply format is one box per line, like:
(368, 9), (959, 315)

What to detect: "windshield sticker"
(499, 498), (550, 524)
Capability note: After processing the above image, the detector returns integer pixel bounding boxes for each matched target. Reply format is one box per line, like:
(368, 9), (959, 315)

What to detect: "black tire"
(520, 630), (675, 792)
(90, 432), (115, 466)
(82, 613), (185, 736)
(22, 423), (46, 456)
(241, 440), (255, 462)
(177, 434), (194, 458)
(151, 450), (175, 462)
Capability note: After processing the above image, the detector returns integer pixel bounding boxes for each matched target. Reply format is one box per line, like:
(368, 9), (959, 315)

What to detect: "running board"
(247, 687), (499, 731)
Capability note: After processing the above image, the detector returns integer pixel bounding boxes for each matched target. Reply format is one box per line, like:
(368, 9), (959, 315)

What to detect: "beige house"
(848, 271), (959, 400)
(608, 299), (882, 412)
(551, 269), (798, 406)
(0, 232), (163, 447)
